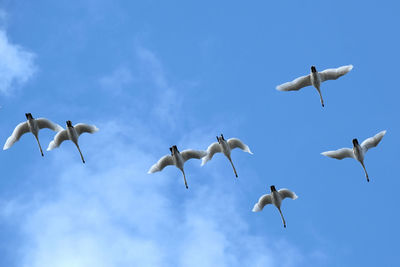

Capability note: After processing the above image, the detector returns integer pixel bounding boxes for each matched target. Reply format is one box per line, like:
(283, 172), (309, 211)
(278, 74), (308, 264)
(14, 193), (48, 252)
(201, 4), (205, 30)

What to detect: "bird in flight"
(47, 120), (99, 163)
(148, 145), (206, 189)
(201, 134), (253, 178)
(276, 65), (353, 107)
(3, 113), (63, 156)
(252, 185), (298, 228)
(321, 130), (386, 182)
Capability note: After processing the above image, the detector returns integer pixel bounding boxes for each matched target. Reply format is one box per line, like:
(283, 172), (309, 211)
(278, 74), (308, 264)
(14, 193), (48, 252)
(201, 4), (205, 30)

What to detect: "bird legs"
(278, 207), (287, 228)
(317, 88), (324, 107)
(228, 156), (238, 178)
(181, 170), (188, 189)
(34, 134), (44, 157)
(75, 143), (85, 163)
(360, 162), (369, 182)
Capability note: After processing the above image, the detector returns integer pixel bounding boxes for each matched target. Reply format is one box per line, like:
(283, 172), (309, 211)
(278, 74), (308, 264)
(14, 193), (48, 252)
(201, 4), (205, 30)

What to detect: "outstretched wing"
(227, 138), (253, 154)
(36, 118), (64, 132)
(148, 155), (174, 173)
(252, 194), (272, 212)
(319, 65), (353, 82)
(47, 130), (69, 151)
(3, 122), (30, 150)
(201, 142), (222, 166)
(278, 189), (298, 200)
(361, 130), (386, 153)
(181, 149), (207, 162)
(74, 123), (99, 136)
(276, 74), (311, 91)
(321, 148), (354, 160)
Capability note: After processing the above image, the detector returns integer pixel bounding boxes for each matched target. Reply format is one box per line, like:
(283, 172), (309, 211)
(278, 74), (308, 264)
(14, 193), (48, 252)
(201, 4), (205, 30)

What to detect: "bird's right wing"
(252, 194), (272, 212)
(361, 130), (386, 153)
(321, 148), (354, 160)
(278, 189), (298, 200)
(148, 155), (174, 173)
(3, 122), (30, 150)
(47, 130), (69, 151)
(201, 142), (222, 166)
(227, 138), (253, 154)
(319, 65), (353, 82)
(181, 149), (207, 162)
(276, 74), (311, 91)
(74, 123), (99, 136)
(36, 118), (64, 132)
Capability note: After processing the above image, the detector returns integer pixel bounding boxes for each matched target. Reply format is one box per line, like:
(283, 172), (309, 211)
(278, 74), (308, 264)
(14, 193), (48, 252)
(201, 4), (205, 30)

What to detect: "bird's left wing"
(278, 189), (298, 200)
(252, 194), (272, 212)
(319, 65), (353, 82)
(361, 130), (386, 153)
(74, 123), (99, 136)
(201, 142), (222, 166)
(321, 148), (354, 160)
(36, 118), (64, 132)
(276, 74), (312, 91)
(47, 130), (69, 151)
(3, 122), (30, 150)
(148, 155), (174, 173)
(227, 138), (253, 154)
(181, 149), (207, 162)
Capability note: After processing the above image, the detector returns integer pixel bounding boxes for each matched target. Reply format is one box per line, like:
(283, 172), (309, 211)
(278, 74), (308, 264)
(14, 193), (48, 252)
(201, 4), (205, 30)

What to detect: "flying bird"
(3, 113), (63, 156)
(276, 65), (353, 107)
(321, 130), (386, 182)
(47, 120), (99, 163)
(148, 145), (207, 189)
(201, 134), (253, 178)
(252, 185), (298, 228)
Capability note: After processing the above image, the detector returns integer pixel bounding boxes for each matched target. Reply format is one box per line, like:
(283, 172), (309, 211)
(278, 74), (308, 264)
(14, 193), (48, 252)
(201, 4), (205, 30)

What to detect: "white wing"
(148, 155), (174, 173)
(201, 142), (222, 166)
(74, 123), (99, 136)
(278, 189), (298, 200)
(252, 194), (272, 212)
(181, 149), (207, 162)
(47, 130), (69, 151)
(321, 148), (354, 160)
(276, 74), (311, 91)
(36, 118), (64, 132)
(361, 130), (386, 153)
(3, 122), (30, 150)
(227, 138), (253, 154)
(319, 65), (353, 82)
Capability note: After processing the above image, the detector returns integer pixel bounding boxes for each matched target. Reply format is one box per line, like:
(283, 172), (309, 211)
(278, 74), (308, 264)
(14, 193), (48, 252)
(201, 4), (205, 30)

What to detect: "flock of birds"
(2, 65), (387, 228)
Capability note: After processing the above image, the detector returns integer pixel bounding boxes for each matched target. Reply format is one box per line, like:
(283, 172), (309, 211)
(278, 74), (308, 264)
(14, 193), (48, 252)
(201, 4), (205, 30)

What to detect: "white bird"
(321, 130), (386, 182)
(252, 185), (298, 228)
(3, 113), (63, 156)
(148, 145), (207, 189)
(276, 65), (353, 107)
(47, 120), (99, 163)
(201, 134), (253, 178)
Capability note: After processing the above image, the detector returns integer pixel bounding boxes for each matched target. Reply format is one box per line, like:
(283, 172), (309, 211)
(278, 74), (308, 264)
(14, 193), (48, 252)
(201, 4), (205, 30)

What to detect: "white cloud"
(0, 29), (36, 95)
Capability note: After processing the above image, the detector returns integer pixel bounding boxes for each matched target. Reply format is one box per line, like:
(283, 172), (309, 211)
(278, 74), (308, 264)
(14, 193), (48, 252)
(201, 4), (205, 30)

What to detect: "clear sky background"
(0, 1), (399, 266)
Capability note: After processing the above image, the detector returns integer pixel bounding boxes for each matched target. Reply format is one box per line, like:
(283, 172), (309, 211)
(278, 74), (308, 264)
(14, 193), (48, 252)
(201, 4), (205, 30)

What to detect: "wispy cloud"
(99, 67), (134, 95)
(0, 26), (36, 95)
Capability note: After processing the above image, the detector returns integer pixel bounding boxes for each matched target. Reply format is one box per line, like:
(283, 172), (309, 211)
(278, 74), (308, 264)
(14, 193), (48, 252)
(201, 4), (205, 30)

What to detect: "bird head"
(173, 145), (179, 153)
(352, 138), (359, 146)
(270, 185), (277, 192)
(311, 66), (317, 73)
(25, 113), (33, 120)
(66, 120), (73, 128)
(221, 134), (225, 141)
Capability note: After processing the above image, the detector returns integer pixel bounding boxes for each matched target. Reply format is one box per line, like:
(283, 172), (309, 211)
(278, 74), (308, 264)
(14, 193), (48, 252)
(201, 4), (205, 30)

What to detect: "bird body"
(201, 134), (253, 178)
(321, 130), (386, 182)
(47, 120), (99, 163)
(252, 185), (298, 228)
(3, 113), (63, 156)
(148, 145), (206, 189)
(276, 65), (353, 107)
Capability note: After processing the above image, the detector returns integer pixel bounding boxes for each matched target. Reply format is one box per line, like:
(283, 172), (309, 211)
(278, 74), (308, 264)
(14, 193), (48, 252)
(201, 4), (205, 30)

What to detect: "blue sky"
(0, 1), (399, 266)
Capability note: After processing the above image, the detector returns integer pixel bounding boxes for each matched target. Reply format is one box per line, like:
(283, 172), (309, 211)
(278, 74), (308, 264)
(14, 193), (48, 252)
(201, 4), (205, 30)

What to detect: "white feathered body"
(310, 71), (321, 90)
(271, 191), (282, 209)
(353, 144), (364, 163)
(220, 139), (231, 158)
(27, 118), (39, 136)
(67, 126), (79, 145)
(173, 152), (185, 171)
